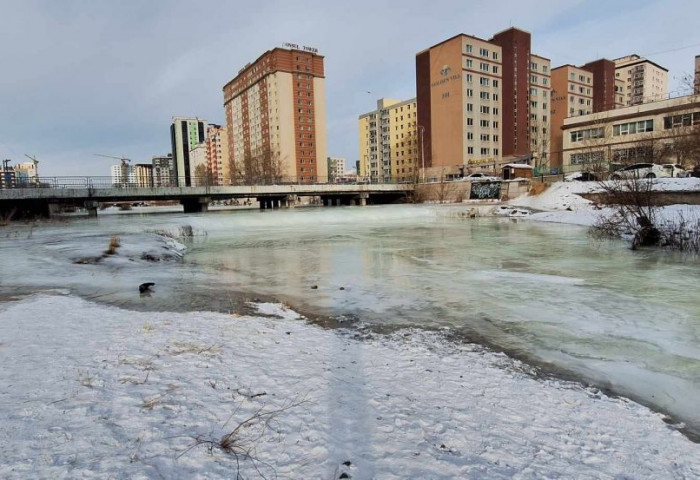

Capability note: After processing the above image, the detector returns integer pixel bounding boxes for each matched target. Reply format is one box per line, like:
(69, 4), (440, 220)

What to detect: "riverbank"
(1, 293), (699, 478)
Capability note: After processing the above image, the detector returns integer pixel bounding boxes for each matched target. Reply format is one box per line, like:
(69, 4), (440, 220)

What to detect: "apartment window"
(480, 147), (490, 155)
(467, 118), (473, 126)
(467, 103), (473, 112)
(613, 119), (654, 136)
(570, 127), (604, 142)
(467, 88), (473, 97)
(480, 119), (490, 127)
(530, 62), (538, 71)
(480, 77), (490, 86)
(480, 106), (490, 114)
(493, 107), (499, 115)
(542, 78), (548, 86)
(493, 93), (499, 101)
(480, 133), (490, 141)
(480, 62), (489, 72)
(467, 74), (473, 83)
(492, 66), (499, 74)
(480, 47), (489, 57)
(492, 52), (498, 60)
(542, 65), (548, 73)
(531, 75), (537, 83)
(480, 91), (490, 100)
(493, 80), (499, 87)
(468, 146), (474, 154)
(466, 44), (473, 53)
(467, 59), (473, 68)
(663, 112), (700, 129)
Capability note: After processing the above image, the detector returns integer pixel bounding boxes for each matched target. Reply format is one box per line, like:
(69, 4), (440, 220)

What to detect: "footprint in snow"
(335, 460), (355, 479)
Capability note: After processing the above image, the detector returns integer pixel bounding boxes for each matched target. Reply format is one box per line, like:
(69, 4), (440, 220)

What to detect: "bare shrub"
(658, 210), (700, 253)
(0, 207), (17, 226)
(592, 177), (660, 249)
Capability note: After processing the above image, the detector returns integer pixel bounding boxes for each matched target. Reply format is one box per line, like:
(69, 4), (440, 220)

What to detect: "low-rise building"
(560, 94), (700, 174)
(189, 144), (209, 186)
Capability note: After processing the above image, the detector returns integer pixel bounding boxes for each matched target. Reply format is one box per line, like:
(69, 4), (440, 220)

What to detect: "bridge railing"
(0, 176), (410, 190)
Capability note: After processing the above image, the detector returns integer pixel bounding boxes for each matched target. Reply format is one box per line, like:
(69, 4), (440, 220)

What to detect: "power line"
(641, 41), (700, 58)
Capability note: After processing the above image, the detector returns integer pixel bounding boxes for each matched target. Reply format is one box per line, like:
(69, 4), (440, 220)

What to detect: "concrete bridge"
(0, 178), (412, 217)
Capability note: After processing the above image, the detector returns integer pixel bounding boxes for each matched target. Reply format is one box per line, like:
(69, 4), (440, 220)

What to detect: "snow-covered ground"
(1, 294), (699, 479)
(507, 178), (700, 228)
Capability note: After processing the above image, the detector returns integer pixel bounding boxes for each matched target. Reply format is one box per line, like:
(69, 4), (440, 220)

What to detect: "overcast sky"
(1, 0), (699, 177)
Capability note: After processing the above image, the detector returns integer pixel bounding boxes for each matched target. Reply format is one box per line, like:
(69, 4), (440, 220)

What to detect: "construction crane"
(94, 153), (131, 186)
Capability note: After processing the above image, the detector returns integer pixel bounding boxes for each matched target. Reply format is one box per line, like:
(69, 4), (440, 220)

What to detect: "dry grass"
(529, 181), (548, 196)
(0, 207), (17, 226)
(166, 342), (221, 357)
(103, 235), (121, 256)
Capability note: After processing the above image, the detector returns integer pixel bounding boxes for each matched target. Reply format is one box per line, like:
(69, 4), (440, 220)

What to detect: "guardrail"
(0, 176), (409, 190)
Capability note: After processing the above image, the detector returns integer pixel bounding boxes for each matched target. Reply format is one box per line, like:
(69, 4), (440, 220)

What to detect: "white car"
(462, 172), (500, 182)
(610, 163), (666, 180)
(661, 164), (688, 178)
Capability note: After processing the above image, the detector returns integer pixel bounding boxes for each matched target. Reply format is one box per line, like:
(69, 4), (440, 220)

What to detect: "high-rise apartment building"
(490, 28), (551, 163)
(416, 34), (503, 177)
(327, 157), (346, 182)
(206, 124), (230, 185)
(223, 46), (328, 184)
(694, 55), (700, 94)
(170, 117), (208, 186)
(133, 164), (153, 188)
(110, 164), (134, 186)
(152, 154), (175, 187)
(189, 144), (208, 186)
(581, 59), (624, 113)
(614, 55), (668, 106)
(550, 65), (595, 170)
(358, 98), (418, 182)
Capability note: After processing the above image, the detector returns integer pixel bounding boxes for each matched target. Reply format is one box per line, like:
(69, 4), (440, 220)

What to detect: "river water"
(1, 204), (699, 437)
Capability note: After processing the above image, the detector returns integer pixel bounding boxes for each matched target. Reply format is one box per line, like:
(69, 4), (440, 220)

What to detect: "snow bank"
(0, 295), (698, 479)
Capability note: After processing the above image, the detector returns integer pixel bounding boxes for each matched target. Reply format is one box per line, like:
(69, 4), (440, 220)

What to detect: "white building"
(327, 157), (346, 181)
(614, 55), (668, 106)
(171, 117), (208, 186)
(110, 164), (135, 186)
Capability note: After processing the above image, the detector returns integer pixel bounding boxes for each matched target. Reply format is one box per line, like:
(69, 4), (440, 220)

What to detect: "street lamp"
(418, 125), (425, 183)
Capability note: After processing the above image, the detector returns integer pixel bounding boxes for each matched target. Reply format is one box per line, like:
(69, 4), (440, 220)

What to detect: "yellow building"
(358, 98), (418, 182)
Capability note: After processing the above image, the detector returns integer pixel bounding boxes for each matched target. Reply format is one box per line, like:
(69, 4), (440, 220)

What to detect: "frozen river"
(2, 204), (700, 438)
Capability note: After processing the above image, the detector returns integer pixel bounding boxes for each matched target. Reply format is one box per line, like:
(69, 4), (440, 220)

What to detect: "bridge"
(0, 177), (413, 217)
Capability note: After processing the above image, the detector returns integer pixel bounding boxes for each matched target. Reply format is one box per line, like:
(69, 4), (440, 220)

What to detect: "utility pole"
(418, 125), (425, 183)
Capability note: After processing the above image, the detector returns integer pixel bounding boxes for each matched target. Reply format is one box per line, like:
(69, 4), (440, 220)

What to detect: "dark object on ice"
(139, 282), (155, 294)
(310, 285), (318, 290)
(339, 474), (350, 479)
(342, 461), (352, 466)
(339, 286), (345, 290)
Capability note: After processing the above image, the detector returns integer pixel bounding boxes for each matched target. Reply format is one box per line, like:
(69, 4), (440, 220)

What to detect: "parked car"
(689, 165), (700, 178)
(462, 172), (500, 182)
(661, 164), (688, 178)
(610, 163), (666, 180)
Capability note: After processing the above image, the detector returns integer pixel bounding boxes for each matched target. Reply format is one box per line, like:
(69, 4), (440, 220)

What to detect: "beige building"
(560, 94), (700, 173)
(550, 65), (595, 170)
(189, 144), (208, 186)
(223, 46), (327, 184)
(694, 55), (700, 94)
(133, 164), (153, 188)
(614, 55), (668, 106)
(528, 54), (552, 167)
(206, 124), (230, 185)
(358, 98), (418, 182)
(416, 34), (503, 179)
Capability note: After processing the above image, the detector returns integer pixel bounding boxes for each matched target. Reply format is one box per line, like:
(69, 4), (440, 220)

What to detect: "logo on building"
(440, 65), (451, 76)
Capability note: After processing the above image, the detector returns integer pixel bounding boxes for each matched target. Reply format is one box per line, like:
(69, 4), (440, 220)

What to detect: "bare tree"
(242, 149), (284, 185)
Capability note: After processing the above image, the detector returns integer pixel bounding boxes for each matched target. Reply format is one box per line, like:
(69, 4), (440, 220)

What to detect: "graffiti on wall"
(469, 181), (501, 200)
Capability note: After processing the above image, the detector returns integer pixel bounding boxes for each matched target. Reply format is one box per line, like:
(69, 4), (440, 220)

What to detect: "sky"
(1, 0), (699, 177)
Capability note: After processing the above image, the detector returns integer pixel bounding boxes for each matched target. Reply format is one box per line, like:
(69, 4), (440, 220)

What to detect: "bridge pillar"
(84, 200), (99, 217)
(285, 194), (296, 208)
(181, 197), (210, 213)
(358, 193), (369, 207)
